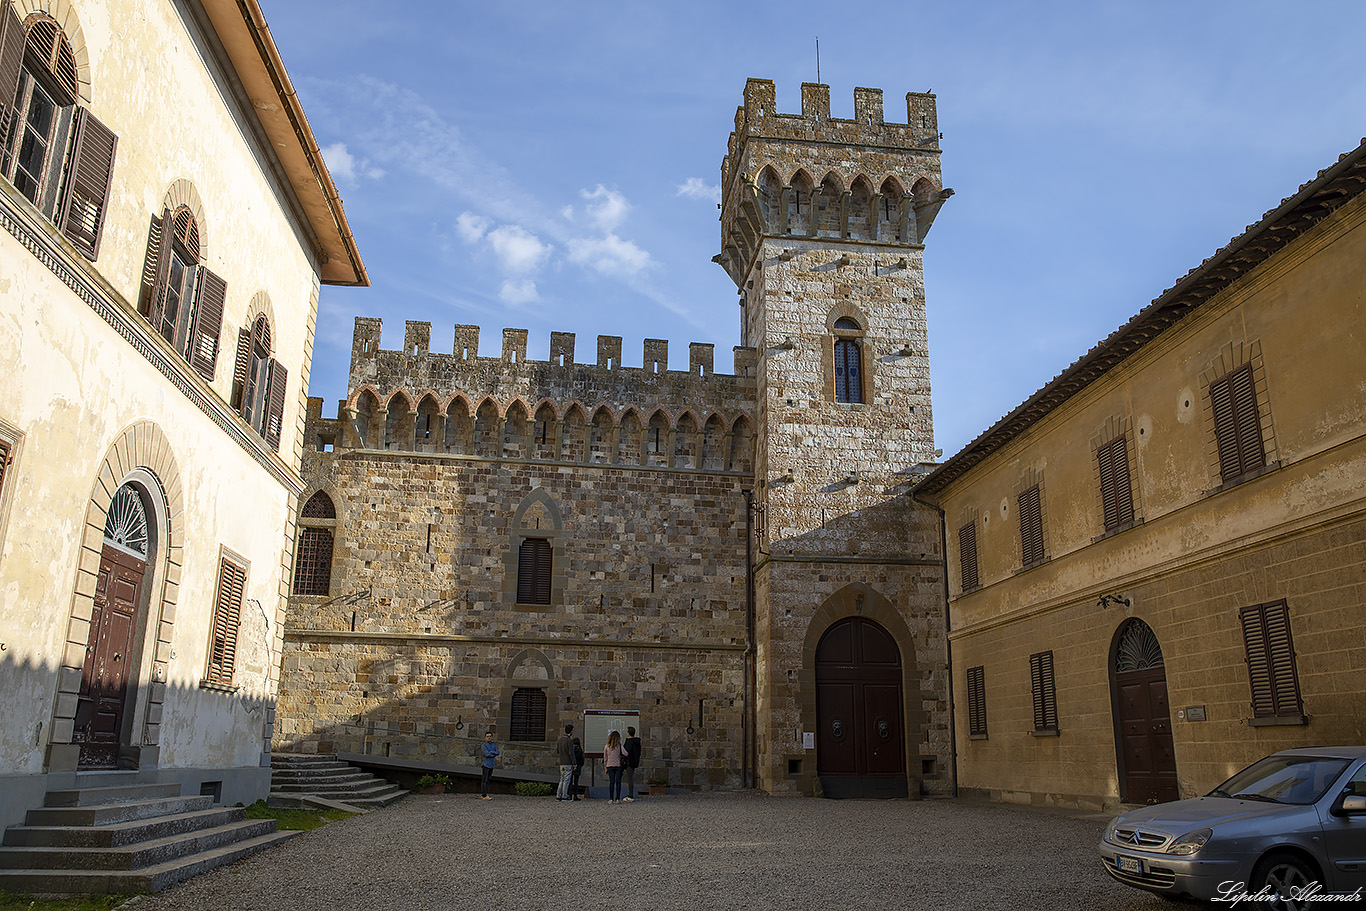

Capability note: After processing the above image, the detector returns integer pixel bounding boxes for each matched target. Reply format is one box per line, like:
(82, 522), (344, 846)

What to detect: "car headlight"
(1167, 827), (1213, 856)
(1104, 817), (1121, 843)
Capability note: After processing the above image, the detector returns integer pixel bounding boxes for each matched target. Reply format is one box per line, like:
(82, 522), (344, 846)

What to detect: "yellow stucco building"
(915, 140), (1366, 810)
(0, 0), (363, 857)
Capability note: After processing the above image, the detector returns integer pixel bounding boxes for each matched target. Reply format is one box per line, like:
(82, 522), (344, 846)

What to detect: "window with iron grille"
(1097, 435), (1135, 533)
(205, 556), (246, 686)
(1018, 485), (1044, 567)
(517, 537), (552, 604)
(1240, 600), (1303, 720)
(292, 527), (333, 596)
(0, 7), (117, 260)
(957, 521), (979, 593)
(1030, 651), (1058, 733)
(967, 665), (987, 738)
(509, 688), (546, 742)
(1210, 364), (1266, 484)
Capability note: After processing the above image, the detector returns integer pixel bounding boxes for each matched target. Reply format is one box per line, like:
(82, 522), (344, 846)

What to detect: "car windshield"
(1208, 755), (1352, 805)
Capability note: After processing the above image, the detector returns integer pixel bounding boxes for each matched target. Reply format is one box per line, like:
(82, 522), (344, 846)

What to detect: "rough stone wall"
(716, 81), (951, 796)
(278, 323), (758, 788)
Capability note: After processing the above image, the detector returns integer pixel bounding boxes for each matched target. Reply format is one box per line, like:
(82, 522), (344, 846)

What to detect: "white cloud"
(455, 211), (491, 243)
(677, 177), (720, 203)
(578, 185), (630, 232)
(320, 141), (385, 183)
(486, 224), (551, 274)
(567, 233), (651, 278)
(499, 279), (540, 305)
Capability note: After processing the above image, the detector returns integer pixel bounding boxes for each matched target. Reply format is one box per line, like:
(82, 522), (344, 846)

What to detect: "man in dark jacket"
(556, 724), (575, 801)
(623, 726), (642, 801)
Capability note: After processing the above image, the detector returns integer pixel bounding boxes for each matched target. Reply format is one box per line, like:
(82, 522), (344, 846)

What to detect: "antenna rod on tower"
(816, 37), (820, 84)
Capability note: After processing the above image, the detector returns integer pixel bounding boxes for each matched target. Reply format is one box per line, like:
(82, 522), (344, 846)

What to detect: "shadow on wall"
(0, 649), (276, 774)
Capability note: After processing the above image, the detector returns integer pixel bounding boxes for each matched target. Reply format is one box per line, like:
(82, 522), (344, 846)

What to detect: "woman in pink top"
(603, 729), (627, 803)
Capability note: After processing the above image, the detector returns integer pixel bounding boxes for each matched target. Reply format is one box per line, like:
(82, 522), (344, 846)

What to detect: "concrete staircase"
(0, 776), (296, 894)
(268, 754), (406, 810)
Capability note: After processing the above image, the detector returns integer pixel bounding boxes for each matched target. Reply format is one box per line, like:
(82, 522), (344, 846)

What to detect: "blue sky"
(265, 1), (1366, 458)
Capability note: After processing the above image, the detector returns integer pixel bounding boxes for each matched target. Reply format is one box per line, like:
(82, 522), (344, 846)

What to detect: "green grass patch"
(0, 892), (132, 911)
(241, 800), (356, 831)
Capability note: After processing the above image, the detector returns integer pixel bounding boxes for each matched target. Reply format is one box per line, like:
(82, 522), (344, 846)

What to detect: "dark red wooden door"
(1117, 667), (1178, 804)
(73, 545), (144, 768)
(815, 616), (907, 798)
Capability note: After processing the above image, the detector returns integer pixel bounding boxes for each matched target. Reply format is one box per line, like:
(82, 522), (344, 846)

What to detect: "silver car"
(1098, 746), (1366, 907)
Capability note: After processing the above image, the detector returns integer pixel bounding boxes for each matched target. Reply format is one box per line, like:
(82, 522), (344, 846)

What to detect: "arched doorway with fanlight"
(1110, 618), (1179, 804)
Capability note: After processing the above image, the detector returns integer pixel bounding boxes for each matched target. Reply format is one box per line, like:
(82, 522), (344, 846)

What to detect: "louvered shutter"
(207, 558), (245, 685)
(188, 267), (225, 382)
(1030, 651), (1057, 731)
(510, 688), (547, 742)
(264, 359), (287, 451)
(1212, 366), (1265, 483)
(56, 107), (117, 260)
(517, 537), (552, 604)
(1018, 485), (1043, 566)
(142, 209), (173, 330)
(958, 522), (979, 592)
(0, 1), (24, 148)
(231, 328), (251, 412)
(967, 665), (986, 737)
(1098, 436), (1135, 532)
(1241, 601), (1301, 718)
(0, 439), (10, 499)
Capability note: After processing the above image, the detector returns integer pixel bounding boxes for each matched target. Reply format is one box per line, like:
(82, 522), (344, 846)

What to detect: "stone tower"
(717, 80), (953, 797)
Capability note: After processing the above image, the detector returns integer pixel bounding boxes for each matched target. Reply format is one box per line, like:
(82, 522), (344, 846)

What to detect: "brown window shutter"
(141, 209), (173, 329)
(188, 267), (226, 382)
(1098, 436), (1135, 532)
(207, 558), (245, 685)
(0, 1), (24, 147)
(967, 665), (986, 737)
(1241, 601), (1301, 718)
(957, 521), (978, 592)
(1030, 650), (1057, 731)
(0, 438), (10, 498)
(56, 107), (118, 260)
(517, 537), (552, 604)
(264, 359), (287, 451)
(509, 688), (547, 741)
(230, 327), (251, 412)
(291, 527), (333, 596)
(1018, 485), (1043, 566)
(1212, 365), (1265, 483)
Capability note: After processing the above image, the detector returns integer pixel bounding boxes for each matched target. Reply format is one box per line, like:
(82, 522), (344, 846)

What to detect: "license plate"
(1117, 856), (1143, 874)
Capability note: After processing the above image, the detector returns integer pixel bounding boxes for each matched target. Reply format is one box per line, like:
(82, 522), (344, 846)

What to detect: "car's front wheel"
(1251, 852), (1317, 911)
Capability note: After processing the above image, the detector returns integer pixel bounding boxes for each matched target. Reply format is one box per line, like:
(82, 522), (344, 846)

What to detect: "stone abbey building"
(276, 79), (956, 798)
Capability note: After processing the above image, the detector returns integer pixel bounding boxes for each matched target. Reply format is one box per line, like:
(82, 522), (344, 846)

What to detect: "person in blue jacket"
(480, 731), (500, 799)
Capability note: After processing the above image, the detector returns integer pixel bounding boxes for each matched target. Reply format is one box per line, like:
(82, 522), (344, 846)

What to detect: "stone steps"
(268, 754), (406, 810)
(0, 777), (297, 894)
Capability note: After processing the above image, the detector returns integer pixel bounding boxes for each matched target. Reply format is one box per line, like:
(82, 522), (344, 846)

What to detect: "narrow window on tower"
(832, 317), (864, 404)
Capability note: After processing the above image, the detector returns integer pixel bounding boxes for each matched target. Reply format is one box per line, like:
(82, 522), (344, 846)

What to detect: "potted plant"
(415, 773), (451, 795)
(647, 776), (667, 797)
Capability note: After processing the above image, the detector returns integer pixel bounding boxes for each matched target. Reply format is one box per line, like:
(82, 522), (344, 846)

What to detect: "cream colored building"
(0, 0), (363, 830)
(915, 141), (1366, 810)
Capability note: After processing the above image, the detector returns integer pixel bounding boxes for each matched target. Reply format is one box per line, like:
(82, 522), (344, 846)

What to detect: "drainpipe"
(742, 487), (756, 789)
(913, 490), (958, 798)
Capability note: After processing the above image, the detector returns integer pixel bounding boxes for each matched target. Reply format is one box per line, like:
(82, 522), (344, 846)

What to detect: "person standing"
(623, 726), (642, 802)
(480, 731), (500, 800)
(603, 729), (627, 803)
(556, 724), (575, 801)
(570, 736), (585, 800)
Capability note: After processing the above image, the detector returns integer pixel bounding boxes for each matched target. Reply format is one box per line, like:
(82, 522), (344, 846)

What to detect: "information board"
(582, 709), (640, 758)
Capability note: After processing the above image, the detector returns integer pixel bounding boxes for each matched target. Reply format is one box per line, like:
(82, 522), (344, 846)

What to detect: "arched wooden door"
(1112, 619), (1178, 804)
(815, 616), (907, 798)
(73, 484), (150, 769)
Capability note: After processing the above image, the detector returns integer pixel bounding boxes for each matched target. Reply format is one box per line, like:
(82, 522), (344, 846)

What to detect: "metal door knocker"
(831, 719), (844, 739)
(877, 720), (890, 739)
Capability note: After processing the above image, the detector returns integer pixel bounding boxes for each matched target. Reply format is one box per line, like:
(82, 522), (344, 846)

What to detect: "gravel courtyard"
(128, 793), (1172, 911)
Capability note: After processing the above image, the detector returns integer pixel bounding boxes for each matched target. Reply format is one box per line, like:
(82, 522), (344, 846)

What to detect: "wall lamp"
(1098, 593), (1131, 609)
